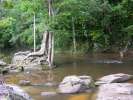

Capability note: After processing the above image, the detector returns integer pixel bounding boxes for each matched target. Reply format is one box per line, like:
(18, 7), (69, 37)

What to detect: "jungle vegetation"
(0, 0), (133, 53)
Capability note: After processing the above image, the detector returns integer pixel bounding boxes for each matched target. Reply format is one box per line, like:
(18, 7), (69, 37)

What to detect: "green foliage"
(0, 0), (133, 52)
(0, 17), (14, 28)
(124, 25), (133, 36)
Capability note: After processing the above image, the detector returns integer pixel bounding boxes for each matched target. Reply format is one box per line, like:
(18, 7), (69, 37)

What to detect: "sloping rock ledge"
(96, 83), (133, 100)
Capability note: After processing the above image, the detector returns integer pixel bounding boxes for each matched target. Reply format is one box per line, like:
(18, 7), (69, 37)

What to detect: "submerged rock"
(19, 80), (31, 86)
(96, 60), (123, 64)
(44, 82), (58, 87)
(58, 75), (94, 94)
(95, 73), (133, 85)
(41, 92), (57, 97)
(96, 83), (133, 100)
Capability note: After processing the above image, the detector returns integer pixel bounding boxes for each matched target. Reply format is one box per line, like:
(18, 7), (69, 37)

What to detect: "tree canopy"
(0, 0), (133, 52)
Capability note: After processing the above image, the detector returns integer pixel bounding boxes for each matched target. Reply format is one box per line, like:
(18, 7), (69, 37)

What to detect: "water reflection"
(46, 70), (54, 82)
(69, 94), (89, 100)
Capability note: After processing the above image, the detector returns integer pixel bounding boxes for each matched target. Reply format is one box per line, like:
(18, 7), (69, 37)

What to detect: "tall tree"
(25, 0), (54, 68)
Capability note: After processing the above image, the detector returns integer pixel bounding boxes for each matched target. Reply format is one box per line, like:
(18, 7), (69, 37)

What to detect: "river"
(3, 53), (133, 100)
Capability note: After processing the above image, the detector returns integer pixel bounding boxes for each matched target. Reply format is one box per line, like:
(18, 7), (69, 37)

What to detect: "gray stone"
(0, 84), (33, 100)
(7, 84), (33, 100)
(96, 60), (123, 64)
(95, 73), (133, 85)
(0, 60), (6, 66)
(45, 82), (57, 87)
(96, 83), (133, 100)
(41, 92), (57, 96)
(0, 67), (9, 74)
(9, 69), (21, 73)
(7, 64), (23, 73)
(58, 75), (94, 93)
(12, 51), (30, 66)
(12, 51), (46, 70)
(79, 75), (94, 87)
(0, 85), (9, 99)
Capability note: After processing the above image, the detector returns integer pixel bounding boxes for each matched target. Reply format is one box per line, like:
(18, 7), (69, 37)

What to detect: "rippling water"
(3, 53), (133, 100)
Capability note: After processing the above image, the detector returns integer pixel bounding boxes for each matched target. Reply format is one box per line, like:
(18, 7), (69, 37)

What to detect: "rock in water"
(0, 60), (6, 66)
(12, 51), (46, 70)
(0, 84), (33, 100)
(19, 80), (31, 86)
(0, 85), (9, 99)
(58, 75), (94, 93)
(41, 92), (57, 97)
(59, 76), (81, 93)
(79, 75), (94, 87)
(7, 84), (33, 100)
(95, 73), (133, 85)
(96, 83), (133, 100)
(12, 51), (31, 66)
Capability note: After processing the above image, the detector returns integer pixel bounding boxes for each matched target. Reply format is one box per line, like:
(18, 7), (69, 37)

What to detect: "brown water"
(3, 53), (133, 100)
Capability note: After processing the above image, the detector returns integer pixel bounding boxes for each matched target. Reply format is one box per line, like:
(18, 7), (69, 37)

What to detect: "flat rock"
(96, 60), (123, 64)
(44, 82), (58, 87)
(58, 75), (94, 94)
(95, 73), (133, 85)
(41, 92), (57, 96)
(96, 83), (133, 100)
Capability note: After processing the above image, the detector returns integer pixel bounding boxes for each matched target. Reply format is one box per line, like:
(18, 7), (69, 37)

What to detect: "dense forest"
(0, 1), (133, 100)
(0, 0), (133, 53)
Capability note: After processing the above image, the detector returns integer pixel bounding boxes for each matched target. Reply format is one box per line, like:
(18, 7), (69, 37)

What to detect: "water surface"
(3, 53), (133, 100)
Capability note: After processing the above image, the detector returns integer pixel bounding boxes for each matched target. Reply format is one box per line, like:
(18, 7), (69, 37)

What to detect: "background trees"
(0, 0), (133, 53)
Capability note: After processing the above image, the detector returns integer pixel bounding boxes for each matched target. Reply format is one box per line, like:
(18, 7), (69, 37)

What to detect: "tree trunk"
(72, 17), (77, 54)
(47, 0), (54, 67)
(23, 0), (54, 68)
(33, 13), (36, 52)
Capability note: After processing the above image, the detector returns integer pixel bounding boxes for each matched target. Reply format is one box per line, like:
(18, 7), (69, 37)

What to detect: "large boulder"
(0, 84), (33, 100)
(58, 75), (94, 94)
(12, 51), (31, 66)
(12, 51), (47, 70)
(0, 85), (9, 99)
(96, 83), (133, 100)
(95, 73), (133, 85)
(7, 84), (33, 100)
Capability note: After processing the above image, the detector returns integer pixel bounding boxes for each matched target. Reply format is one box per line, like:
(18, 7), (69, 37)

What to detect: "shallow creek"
(3, 53), (133, 100)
